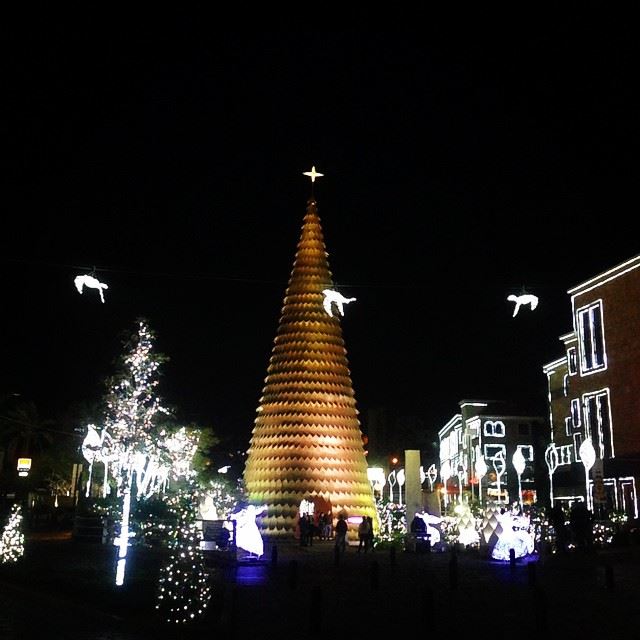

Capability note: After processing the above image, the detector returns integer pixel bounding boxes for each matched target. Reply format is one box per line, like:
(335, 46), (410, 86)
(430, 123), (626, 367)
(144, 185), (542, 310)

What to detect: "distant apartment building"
(543, 255), (640, 519)
(438, 400), (546, 506)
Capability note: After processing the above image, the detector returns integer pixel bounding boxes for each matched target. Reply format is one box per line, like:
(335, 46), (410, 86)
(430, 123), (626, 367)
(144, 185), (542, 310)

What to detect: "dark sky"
(3, 24), (639, 450)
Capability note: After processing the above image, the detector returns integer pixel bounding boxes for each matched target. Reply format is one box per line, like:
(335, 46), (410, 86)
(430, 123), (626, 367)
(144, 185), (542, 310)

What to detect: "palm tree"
(0, 400), (54, 467)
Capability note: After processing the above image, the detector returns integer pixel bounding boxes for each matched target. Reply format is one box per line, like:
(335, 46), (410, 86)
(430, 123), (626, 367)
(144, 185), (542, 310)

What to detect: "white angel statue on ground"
(230, 504), (267, 558)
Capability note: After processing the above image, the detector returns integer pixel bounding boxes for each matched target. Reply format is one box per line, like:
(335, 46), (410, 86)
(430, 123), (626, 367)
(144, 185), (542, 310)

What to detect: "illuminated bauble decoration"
(243, 197), (377, 539)
(322, 289), (356, 317)
(74, 274), (109, 303)
(507, 293), (538, 317)
(491, 508), (534, 560)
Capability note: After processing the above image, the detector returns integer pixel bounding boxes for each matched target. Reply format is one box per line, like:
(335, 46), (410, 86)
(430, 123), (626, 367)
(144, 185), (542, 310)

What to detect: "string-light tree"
(156, 479), (211, 625)
(0, 504), (25, 564)
(100, 319), (199, 586)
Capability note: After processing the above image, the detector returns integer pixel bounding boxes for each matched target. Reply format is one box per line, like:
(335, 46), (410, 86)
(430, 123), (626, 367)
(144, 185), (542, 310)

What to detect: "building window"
(573, 433), (583, 462)
(577, 301), (606, 374)
(484, 444), (506, 461)
(563, 374), (569, 397)
(483, 420), (505, 437)
(583, 389), (614, 459)
(571, 398), (581, 429)
(565, 417), (572, 437)
(567, 347), (578, 375)
(517, 445), (534, 461)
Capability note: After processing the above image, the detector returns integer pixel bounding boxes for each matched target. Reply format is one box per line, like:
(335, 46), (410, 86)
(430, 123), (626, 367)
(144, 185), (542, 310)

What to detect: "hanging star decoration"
(303, 165), (324, 182)
(322, 289), (356, 317)
(507, 292), (538, 317)
(74, 274), (109, 303)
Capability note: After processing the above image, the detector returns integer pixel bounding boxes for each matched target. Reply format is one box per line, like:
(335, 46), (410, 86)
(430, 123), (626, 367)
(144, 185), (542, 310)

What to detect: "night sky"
(3, 24), (639, 451)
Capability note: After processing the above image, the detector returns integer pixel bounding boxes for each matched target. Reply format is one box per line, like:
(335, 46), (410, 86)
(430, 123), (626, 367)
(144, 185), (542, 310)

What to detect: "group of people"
(549, 502), (593, 553)
(298, 511), (334, 546)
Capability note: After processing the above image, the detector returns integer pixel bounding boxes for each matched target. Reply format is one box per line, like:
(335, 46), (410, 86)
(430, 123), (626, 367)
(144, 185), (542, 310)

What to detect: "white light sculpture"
(494, 450), (506, 504)
(416, 512), (443, 545)
(579, 437), (596, 512)
(426, 464), (437, 492)
(303, 165), (324, 182)
(322, 289), (356, 317)
(507, 293), (538, 317)
(419, 465), (426, 485)
(475, 450), (488, 505)
(512, 448), (526, 509)
(231, 505), (267, 558)
(491, 508), (534, 561)
(74, 274), (109, 303)
(367, 467), (386, 494)
(397, 468), (406, 504)
(545, 443), (559, 506)
(0, 504), (24, 564)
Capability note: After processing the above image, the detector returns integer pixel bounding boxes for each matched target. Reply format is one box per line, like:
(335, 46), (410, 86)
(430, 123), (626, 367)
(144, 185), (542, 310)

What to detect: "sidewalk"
(1, 535), (639, 639)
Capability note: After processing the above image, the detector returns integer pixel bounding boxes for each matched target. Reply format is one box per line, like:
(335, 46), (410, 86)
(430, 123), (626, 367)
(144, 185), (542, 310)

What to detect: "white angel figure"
(74, 274), (109, 303)
(507, 293), (538, 317)
(231, 505), (267, 558)
(322, 289), (356, 317)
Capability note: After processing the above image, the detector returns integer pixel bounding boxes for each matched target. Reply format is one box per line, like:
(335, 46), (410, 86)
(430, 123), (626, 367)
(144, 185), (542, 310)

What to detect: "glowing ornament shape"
(579, 437), (596, 511)
(231, 505), (267, 558)
(507, 293), (538, 317)
(416, 511), (443, 545)
(322, 289), (356, 317)
(74, 274), (109, 303)
(491, 508), (534, 560)
(303, 165), (324, 182)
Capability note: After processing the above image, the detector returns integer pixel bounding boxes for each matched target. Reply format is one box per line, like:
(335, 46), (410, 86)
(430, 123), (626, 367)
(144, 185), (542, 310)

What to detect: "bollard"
(370, 560), (380, 591)
(421, 586), (434, 627)
(605, 564), (614, 590)
(288, 559), (298, 590)
(271, 544), (278, 567)
(449, 551), (458, 590)
(309, 585), (323, 636)
(389, 545), (397, 568)
(509, 548), (516, 571)
(527, 561), (537, 587)
(534, 587), (548, 632)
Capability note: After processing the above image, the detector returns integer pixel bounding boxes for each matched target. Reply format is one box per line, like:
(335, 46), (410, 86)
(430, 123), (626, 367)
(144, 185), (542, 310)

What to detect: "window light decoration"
(507, 293), (538, 317)
(243, 197), (377, 539)
(493, 450), (506, 504)
(440, 460), (451, 508)
(0, 504), (24, 564)
(74, 273), (109, 303)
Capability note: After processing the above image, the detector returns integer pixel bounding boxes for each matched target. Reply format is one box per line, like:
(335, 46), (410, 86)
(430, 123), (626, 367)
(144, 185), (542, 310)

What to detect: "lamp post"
(579, 437), (596, 512)
(494, 451), (506, 504)
(475, 451), (487, 506)
(426, 464), (437, 492)
(512, 448), (526, 509)
(456, 463), (465, 503)
(545, 443), (559, 506)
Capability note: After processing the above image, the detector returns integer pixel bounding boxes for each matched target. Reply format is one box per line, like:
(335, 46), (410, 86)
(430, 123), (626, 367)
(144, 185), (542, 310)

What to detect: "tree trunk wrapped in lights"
(244, 198), (376, 539)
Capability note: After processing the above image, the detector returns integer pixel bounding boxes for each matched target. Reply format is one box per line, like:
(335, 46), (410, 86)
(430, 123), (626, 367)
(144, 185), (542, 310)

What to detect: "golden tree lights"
(244, 196), (376, 538)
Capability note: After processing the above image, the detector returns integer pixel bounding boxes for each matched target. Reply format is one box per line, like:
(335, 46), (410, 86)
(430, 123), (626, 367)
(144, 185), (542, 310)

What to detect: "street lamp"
(475, 451), (487, 506)
(579, 437), (596, 512)
(493, 451), (506, 504)
(512, 448), (526, 509)
(545, 443), (559, 506)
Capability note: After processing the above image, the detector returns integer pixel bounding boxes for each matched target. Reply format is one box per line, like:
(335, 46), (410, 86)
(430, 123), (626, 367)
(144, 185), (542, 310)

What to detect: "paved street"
(1, 537), (640, 639)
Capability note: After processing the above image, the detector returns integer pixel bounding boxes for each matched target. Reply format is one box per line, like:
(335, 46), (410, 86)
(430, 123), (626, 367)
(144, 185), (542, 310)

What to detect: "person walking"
(334, 513), (348, 554)
(358, 516), (371, 552)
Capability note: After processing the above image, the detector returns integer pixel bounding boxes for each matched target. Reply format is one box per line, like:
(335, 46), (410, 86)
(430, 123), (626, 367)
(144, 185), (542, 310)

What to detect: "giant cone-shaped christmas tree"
(244, 197), (376, 539)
